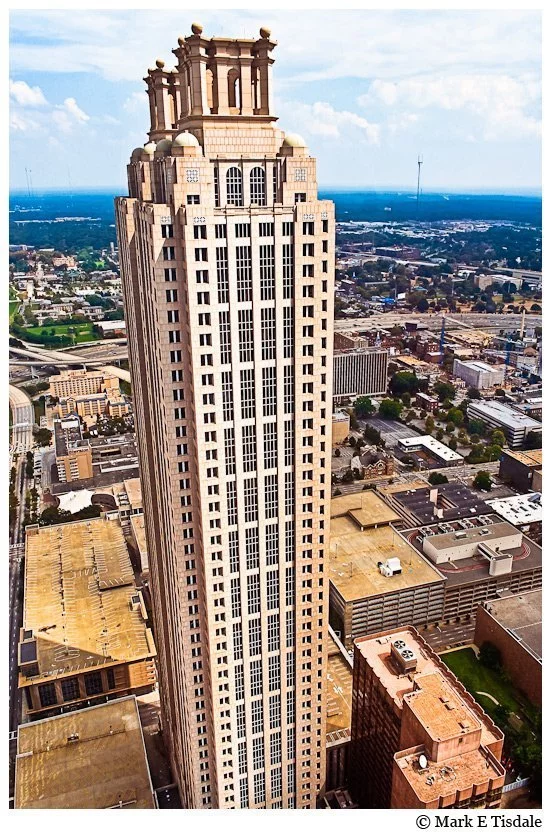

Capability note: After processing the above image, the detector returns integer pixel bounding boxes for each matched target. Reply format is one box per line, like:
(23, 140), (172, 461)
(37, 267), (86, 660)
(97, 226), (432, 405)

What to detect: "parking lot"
(362, 417), (419, 448)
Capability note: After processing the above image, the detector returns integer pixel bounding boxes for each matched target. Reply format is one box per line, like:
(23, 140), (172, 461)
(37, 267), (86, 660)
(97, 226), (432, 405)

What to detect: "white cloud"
(52, 97), (90, 133)
(62, 97), (90, 123)
(359, 73), (541, 140)
(9, 79), (48, 107)
(281, 101), (380, 144)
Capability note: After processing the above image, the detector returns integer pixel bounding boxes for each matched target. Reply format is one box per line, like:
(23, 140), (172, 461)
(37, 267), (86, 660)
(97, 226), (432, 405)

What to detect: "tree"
(428, 472), (449, 485)
(378, 399), (403, 420)
(467, 418), (486, 437)
(524, 431), (542, 450)
(490, 429), (506, 447)
(389, 371), (418, 397)
(334, 448), (341, 458)
(473, 470), (492, 491)
(416, 297), (429, 313)
(448, 437), (458, 451)
(466, 387), (481, 399)
(436, 428), (444, 440)
(354, 396), (375, 418)
(433, 381), (455, 402)
(341, 469), (354, 483)
(34, 427), (52, 447)
(445, 422), (455, 435)
(486, 444), (502, 462)
(363, 424), (382, 446)
(447, 407), (464, 426)
(425, 416), (435, 434)
(479, 641), (502, 671)
(494, 388), (506, 398)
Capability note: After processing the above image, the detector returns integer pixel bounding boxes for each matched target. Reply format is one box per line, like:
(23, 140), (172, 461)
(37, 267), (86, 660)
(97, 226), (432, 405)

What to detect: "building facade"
(452, 359), (505, 390)
(466, 400), (541, 449)
(333, 349), (388, 400)
(115, 25), (334, 809)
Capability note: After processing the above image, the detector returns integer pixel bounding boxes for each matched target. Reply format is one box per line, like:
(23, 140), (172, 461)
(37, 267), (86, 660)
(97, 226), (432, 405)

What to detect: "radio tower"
(416, 155), (423, 211)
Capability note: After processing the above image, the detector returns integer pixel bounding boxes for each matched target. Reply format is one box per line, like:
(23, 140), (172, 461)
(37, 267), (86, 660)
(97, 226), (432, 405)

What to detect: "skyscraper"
(115, 24), (334, 809)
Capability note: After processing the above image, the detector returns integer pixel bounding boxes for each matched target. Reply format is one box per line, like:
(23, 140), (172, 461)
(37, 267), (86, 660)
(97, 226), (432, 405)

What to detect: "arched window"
(228, 68), (240, 110)
(250, 167), (266, 206)
(226, 167), (243, 206)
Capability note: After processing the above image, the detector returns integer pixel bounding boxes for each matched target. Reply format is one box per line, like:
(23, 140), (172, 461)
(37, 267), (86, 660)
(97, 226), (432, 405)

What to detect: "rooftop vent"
(390, 640), (417, 674)
(67, 733), (79, 743)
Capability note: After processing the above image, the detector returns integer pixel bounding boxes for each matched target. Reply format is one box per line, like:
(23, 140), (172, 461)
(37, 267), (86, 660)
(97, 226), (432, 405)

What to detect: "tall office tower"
(115, 24), (334, 809)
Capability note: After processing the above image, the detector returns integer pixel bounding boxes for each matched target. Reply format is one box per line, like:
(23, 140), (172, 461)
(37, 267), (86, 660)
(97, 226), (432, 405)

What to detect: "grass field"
(24, 322), (101, 344)
(9, 301), (19, 323)
(442, 648), (536, 724)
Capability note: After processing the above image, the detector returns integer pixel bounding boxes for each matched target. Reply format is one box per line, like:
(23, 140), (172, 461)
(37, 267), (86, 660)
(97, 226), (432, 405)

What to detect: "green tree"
(445, 422), (455, 434)
(466, 387), (481, 399)
(378, 399), (403, 420)
(354, 396), (375, 418)
(448, 437), (458, 451)
(473, 470), (492, 491)
(428, 472), (448, 485)
(490, 430), (506, 447)
(425, 416), (435, 434)
(447, 407), (464, 426)
(389, 371), (418, 397)
(524, 431), (542, 450)
(34, 427), (52, 447)
(486, 444), (502, 462)
(436, 428), (444, 440)
(467, 419), (487, 437)
(433, 381), (455, 402)
(363, 425), (382, 446)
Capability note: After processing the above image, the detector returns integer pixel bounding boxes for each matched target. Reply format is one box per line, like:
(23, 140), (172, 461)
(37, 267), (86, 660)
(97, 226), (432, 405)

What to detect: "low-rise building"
(54, 417), (93, 483)
(332, 410), (350, 445)
(328, 494), (445, 649)
(452, 359), (505, 390)
(466, 400), (541, 449)
(499, 448), (542, 492)
(415, 392), (438, 413)
(396, 435), (463, 467)
(19, 517), (156, 719)
(487, 492), (542, 529)
(474, 591), (541, 707)
(15, 696), (156, 808)
(379, 481), (492, 528)
(349, 627), (504, 809)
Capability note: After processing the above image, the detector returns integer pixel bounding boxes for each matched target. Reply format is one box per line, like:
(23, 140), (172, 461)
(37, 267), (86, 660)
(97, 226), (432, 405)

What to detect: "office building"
(379, 481), (492, 528)
(49, 368), (119, 400)
(328, 494), (445, 649)
(396, 435), (463, 467)
(54, 416), (93, 483)
(499, 448), (542, 492)
(15, 697), (156, 809)
(333, 349), (388, 400)
(466, 400), (541, 449)
(474, 591), (541, 707)
(487, 492), (542, 529)
(19, 517), (156, 719)
(349, 628), (505, 809)
(452, 359), (505, 390)
(115, 25), (334, 808)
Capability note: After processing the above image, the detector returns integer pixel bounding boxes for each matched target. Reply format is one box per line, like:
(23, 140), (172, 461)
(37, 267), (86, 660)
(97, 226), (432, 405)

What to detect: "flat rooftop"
(455, 359), (499, 373)
(382, 482), (492, 525)
(331, 491), (401, 527)
(15, 696), (155, 809)
(395, 745), (504, 805)
(467, 400), (541, 432)
(21, 517), (155, 684)
(404, 672), (480, 743)
(501, 448), (542, 467)
(482, 590), (541, 661)
(420, 519), (519, 552)
(355, 628), (501, 749)
(398, 435), (463, 463)
(130, 514), (147, 557)
(403, 515), (542, 588)
(487, 493), (542, 526)
(329, 496), (443, 603)
(124, 477), (142, 510)
(326, 630), (353, 740)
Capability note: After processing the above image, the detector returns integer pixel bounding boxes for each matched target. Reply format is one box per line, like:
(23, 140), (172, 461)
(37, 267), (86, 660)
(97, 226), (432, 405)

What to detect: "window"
(253, 772), (265, 804)
(283, 307), (294, 358)
(259, 222), (274, 237)
(249, 619), (262, 657)
(230, 577), (241, 619)
(226, 480), (237, 525)
(252, 737), (264, 769)
(196, 269), (209, 283)
(166, 288), (178, 302)
(265, 473), (278, 519)
(285, 567), (296, 607)
(261, 307), (276, 360)
(61, 677), (80, 702)
(219, 311), (232, 366)
(238, 309), (254, 363)
(194, 224), (207, 239)
(195, 247), (208, 262)
(250, 167), (267, 206)
(247, 572), (260, 614)
(302, 221), (314, 235)
(164, 268), (177, 281)
(295, 193), (306, 203)
(250, 659), (262, 696)
(186, 168), (199, 183)
(236, 246), (252, 301)
(269, 656), (281, 692)
(303, 243), (314, 257)
(235, 222), (250, 238)
(224, 427), (236, 476)
(282, 221), (293, 236)
(215, 223), (226, 239)
(216, 247), (229, 303)
(187, 194), (200, 204)
(262, 366), (277, 416)
(84, 671), (103, 696)
(266, 524), (279, 566)
(221, 370), (233, 420)
(295, 168), (307, 182)
(259, 244), (275, 300)
(282, 243), (294, 299)
(263, 422), (277, 469)
(242, 424), (257, 473)
(38, 682), (57, 707)
(269, 694), (281, 728)
(284, 420), (295, 466)
(163, 245), (176, 260)
(244, 478), (258, 523)
(240, 369), (255, 419)
(226, 167), (243, 206)
(245, 526), (259, 569)
(266, 569), (279, 610)
(161, 223), (173, 238)
(283, 365), (294, 414)
(267, 613), (280, 652)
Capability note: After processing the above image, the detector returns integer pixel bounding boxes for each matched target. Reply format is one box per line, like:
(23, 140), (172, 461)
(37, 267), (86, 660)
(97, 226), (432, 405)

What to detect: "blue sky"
(9, 9), (541, 192)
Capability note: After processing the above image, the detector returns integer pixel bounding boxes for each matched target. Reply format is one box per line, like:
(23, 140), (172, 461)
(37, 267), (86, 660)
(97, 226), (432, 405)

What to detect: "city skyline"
(10, 9), (541, 191)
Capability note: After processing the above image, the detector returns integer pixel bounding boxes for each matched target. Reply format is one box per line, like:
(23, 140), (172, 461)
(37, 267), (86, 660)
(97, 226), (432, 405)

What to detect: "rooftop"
(501, 448), (542, 467)
(404, 673), (481, 743)
(381, 481), (492, 526)
(419, 518), (519, 552)
(482, 590), (541, 661)
(467, 399), (542, 432)
(15, 696), (155, 809)
(326, 629), (353, 741)
(20, 517), (156, 685)
(397, 435), (463, 463)
(329, 495), (443, 603)
(455, 359), (499, 373)
(124, 477), (143, 510)
(54, 419), (89, 458)
(487, 493), (542, 526)
(394, 745), (504, 806)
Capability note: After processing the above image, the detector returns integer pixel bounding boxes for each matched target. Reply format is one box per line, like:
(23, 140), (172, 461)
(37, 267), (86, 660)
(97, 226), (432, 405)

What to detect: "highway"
(334, 311), (541, 334)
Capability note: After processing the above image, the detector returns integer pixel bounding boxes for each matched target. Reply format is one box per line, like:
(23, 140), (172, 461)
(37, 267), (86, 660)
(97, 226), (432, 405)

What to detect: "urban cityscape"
(8, 11), (542, 817)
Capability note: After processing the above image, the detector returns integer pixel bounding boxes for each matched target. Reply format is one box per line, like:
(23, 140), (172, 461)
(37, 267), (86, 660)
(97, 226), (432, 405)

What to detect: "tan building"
(332, 410), (350, 445)
(49, 368), (119, 399)
(115, 24), (334, 809)
(15, 696), (156, 809)
(54, 417), (93, 482)
(349, 628), (505, 809)
(325, 628), (352, 793)
(328, 494), (445, 648)
(19, 517), (156, 718)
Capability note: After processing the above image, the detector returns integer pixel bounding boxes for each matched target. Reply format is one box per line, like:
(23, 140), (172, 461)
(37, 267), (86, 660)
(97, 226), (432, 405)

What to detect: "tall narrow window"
(226, 167), (243, 206)
(250, 167), (266, 206)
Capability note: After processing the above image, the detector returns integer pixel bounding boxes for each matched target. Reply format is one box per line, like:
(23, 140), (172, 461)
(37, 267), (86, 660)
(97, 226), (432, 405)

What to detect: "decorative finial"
(191, 22), (203, 35)
(259, 26), (271, 39)
(178, 36), (185, 46)
(155, 59), (165, 69)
